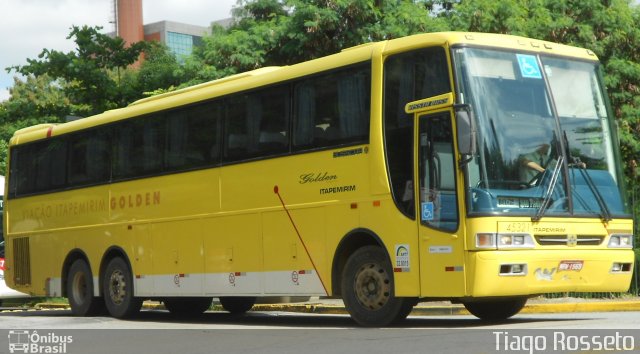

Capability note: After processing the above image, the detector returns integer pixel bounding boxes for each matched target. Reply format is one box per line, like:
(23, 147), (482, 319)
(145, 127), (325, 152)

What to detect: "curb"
(32, 300), (640, 316)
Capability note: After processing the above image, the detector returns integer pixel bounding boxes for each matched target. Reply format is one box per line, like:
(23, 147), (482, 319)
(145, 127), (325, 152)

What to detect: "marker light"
(476, 233), (496, 249)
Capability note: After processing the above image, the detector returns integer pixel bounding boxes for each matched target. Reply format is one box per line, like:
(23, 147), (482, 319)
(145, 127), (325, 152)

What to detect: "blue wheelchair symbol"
(516, 54), (542, 79)
(421, 202), (434, 221)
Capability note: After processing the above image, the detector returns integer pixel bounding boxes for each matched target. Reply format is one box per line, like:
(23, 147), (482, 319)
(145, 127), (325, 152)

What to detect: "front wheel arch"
(331, 228), (384, 297)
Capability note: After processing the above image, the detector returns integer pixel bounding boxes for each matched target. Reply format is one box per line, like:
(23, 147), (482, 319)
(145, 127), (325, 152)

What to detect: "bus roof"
(9, 32), (598, 146)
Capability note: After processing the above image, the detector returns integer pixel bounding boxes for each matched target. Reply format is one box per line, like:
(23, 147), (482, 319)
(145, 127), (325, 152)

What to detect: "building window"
(166, 32), (196, 61)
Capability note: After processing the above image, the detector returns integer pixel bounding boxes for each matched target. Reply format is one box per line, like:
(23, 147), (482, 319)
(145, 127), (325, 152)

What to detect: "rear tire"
(341, 246), (417, 327)
(219, 296), (256, 314)
(164, 297), (212, 316)
(464, 298), (527, 321)
(67, 259), (105, 316)
(102, 257), (142, 318)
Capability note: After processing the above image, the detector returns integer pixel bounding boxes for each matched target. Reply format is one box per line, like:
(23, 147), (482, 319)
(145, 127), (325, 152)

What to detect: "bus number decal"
(504, 222), (531, 233)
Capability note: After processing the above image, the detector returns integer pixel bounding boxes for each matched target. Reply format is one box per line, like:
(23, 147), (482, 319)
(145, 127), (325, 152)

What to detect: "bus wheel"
(219, 296), (256, 314)
(102, 257), (142, 318)
(67, 259), (105, 316)
(163, 297), (213, 316)
(463, 297), (528, 321)
(341, 246), (417, 327)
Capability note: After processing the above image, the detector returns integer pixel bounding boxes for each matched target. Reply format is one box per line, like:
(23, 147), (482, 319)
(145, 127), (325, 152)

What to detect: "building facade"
(143, 21), (208, 61)
(113, 0), (227, 62)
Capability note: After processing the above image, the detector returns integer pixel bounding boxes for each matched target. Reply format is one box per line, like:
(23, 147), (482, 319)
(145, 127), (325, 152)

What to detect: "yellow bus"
(3, 32), (634, 326)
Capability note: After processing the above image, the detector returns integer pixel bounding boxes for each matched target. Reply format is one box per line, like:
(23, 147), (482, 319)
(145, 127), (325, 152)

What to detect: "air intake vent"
(13, 237), (31, 285)
(535, 235), (604, 246)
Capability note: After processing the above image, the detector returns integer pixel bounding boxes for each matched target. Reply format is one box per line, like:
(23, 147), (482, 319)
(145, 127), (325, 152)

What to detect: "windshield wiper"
(562, 131), (612, 222)
(574, 162), (612, 222)
(532, 155), (564, 222)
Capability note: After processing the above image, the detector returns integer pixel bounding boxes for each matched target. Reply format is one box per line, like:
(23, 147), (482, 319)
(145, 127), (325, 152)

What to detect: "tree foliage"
(8, 25), (149, 116)
(199, 0), (449, 76)
(0, 74), (71, 172)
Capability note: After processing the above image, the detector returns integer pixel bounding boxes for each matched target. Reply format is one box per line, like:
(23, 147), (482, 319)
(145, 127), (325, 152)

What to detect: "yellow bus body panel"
(4, 32), (629, 302)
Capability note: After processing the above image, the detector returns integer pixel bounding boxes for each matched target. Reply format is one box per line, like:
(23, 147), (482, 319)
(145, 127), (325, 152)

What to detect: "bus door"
(415, 108), (465, 297)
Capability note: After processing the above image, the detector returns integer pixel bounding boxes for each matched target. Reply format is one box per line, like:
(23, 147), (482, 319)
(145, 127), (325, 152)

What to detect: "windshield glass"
(453, 47), (629, 218)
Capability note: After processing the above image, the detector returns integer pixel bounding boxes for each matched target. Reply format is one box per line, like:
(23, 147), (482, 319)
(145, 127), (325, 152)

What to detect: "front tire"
(102, 257), (142, 318)
(67, 259), (105, 316)
(219, 296), (256, 314)
(464, 298), (527, 321)
(341, 246), (417, 327)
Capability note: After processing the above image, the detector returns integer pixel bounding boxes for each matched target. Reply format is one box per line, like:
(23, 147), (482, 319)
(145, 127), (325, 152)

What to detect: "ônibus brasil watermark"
(494, 331), (635, 353)
(8, 330), (72, 354)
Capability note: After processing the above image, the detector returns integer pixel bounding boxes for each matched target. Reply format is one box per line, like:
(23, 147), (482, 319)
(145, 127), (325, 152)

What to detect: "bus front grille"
(13, 237), (31, 286)
(535, 235), (604, 246)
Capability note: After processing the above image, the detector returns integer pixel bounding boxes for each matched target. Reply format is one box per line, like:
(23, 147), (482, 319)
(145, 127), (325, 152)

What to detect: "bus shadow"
(0, 308), (590, 328)
(130, 309), (584, 328)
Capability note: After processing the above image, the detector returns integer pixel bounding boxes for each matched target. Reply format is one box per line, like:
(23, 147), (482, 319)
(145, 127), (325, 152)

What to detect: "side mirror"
(454, 104), (477, 156)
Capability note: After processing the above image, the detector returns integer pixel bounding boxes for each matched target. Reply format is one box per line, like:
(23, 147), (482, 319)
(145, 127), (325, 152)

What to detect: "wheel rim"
(108, 269), (127, 305)
(353, 262), (390, 310)
(72, 272), (88, 305)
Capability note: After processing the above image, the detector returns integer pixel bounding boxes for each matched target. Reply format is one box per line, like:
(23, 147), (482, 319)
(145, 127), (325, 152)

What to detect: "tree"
(9, 25), (149, 116)
(0, 74), (72, 172)
(136, 43), (183, 95)
(198, 0), (449, 76)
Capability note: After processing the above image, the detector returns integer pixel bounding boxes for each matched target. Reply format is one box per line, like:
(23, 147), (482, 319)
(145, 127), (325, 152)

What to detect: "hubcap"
(72, 272), (88, 305)
(354, 263), (390, 310)
(108, 269), (127, 305)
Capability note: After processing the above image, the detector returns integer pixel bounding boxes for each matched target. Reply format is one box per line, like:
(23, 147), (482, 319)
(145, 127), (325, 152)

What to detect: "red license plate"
(559, 260), (583, 272)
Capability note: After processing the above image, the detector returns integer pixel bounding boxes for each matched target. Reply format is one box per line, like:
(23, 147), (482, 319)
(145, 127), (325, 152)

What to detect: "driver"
(519, 143), (551, 182)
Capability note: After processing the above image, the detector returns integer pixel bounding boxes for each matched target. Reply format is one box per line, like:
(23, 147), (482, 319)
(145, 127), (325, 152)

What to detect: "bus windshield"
(453, 47), (629, 218)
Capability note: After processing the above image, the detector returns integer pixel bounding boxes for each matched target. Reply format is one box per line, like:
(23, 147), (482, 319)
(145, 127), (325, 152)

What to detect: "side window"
(68, 129), (110, 186)
(11, 137), (69, 197)
(257, 86), (290, 155)
(224, 85), (290, 162)
(225, 94), (250, 161)
(418, 113), (458, 232)
(113, 115), (165, 179)
(293, 64), (371, 150)
(166, 102), (221, 171)
(384, 47), (451, 219)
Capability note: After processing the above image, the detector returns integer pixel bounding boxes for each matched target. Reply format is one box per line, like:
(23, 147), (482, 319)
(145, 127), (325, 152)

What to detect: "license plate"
(559, 260), (583, 272)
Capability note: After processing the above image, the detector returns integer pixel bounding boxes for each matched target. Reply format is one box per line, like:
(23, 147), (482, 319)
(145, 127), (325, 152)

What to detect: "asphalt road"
(1, 309), (639, 354)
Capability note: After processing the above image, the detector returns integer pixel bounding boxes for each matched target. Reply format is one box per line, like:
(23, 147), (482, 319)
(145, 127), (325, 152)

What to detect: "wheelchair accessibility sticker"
(421, 202), (434, 221)
(516, 54), (542, 79)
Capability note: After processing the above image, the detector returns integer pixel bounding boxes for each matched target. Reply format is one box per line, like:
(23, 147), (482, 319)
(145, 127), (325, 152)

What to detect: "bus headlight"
(497, 233), (534, 249)
(608, 234), (633, 248)
(475, 233), (535, 249)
